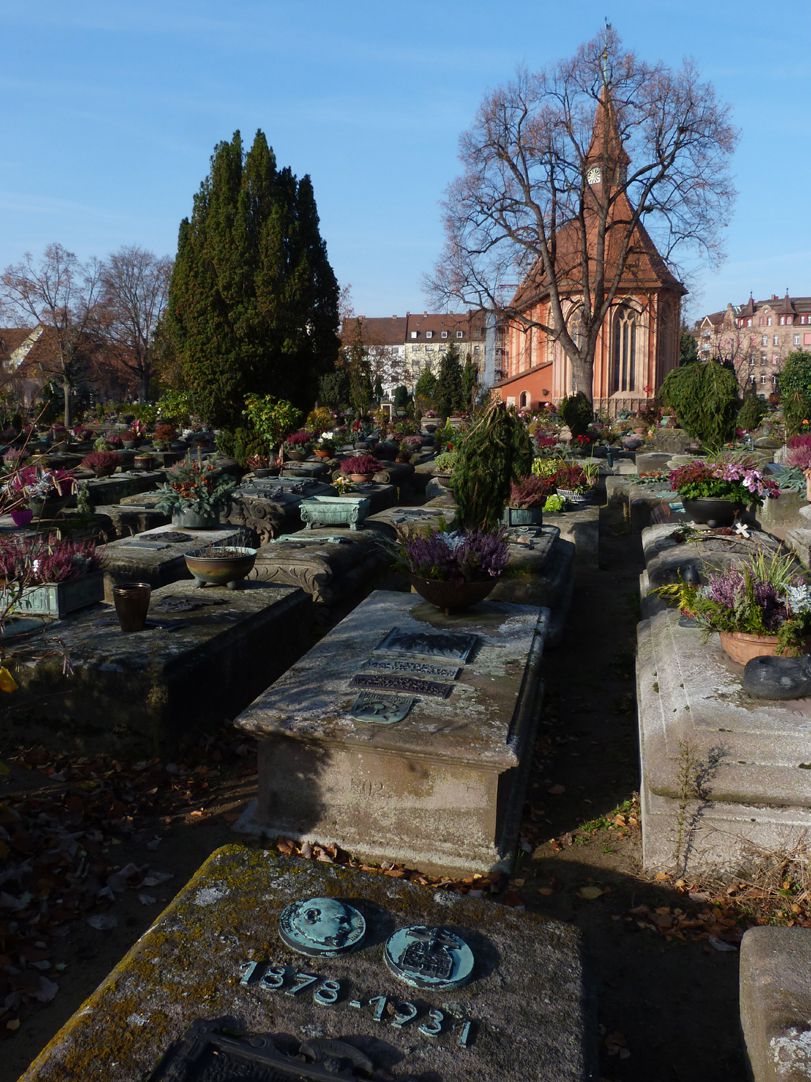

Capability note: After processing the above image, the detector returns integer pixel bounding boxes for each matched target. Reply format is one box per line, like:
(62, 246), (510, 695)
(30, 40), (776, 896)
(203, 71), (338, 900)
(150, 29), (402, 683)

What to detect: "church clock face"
(586, 166), (602, 185)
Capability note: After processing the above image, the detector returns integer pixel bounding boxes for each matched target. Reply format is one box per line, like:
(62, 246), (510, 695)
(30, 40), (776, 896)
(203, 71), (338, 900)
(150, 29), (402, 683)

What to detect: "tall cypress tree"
(435, 342), (465, 419)
(166, 130), (339, 428)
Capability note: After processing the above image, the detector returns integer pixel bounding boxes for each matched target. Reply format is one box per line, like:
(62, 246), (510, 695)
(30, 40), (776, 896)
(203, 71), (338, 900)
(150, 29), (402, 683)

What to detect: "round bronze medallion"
(278, 897), (366, 957)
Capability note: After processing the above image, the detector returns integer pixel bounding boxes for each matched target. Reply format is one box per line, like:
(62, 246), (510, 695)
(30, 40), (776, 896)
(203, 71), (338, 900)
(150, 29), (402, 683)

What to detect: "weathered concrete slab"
(740, 927), (811, 1082)
(92, 504), (171, 538)
(364, 503), (457, 540)
(628, 483), (684, 531)
(251, 529), (391, 606)
(786, 526), (811, 568)
(236, 590), (548, 875)
(6, 579), (310, 753)
(636, 609), (811, 874)
(280, 459), (331, 480)
(83, 470), (165, 507)
(20, 845), (596, 1082)
(755, 491), (808, 542)
(543, 505), (600, 566)
(491, 527), (574, 647)
(99, 522), (250, 601)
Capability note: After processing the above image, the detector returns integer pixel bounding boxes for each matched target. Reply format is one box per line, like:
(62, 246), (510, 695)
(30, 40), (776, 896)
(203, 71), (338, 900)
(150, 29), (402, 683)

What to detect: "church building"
(496, 88), (685, 415)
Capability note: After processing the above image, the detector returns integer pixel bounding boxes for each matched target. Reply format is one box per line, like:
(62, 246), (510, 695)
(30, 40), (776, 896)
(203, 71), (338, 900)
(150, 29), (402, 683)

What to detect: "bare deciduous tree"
(429, 26), (737, 402)
(98, 245), (173, 402)
(0, 243), (102, 426)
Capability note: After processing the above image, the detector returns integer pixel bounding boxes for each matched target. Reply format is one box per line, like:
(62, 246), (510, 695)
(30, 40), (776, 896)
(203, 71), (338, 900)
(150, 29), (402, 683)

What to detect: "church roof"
(511, 88), (684, 311)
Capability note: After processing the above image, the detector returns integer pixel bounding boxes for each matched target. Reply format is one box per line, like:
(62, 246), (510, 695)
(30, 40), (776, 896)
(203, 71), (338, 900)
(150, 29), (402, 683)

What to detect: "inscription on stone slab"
(349, 691), (414, 725)
(384, 925), (475, 992)
(362, 657), (461, 680)
(350, 673), (453, 698)
(374, 627), (478, 663)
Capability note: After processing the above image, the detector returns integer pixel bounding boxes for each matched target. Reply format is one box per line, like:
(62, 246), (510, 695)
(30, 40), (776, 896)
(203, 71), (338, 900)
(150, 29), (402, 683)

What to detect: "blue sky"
(2, 0), (809, 323)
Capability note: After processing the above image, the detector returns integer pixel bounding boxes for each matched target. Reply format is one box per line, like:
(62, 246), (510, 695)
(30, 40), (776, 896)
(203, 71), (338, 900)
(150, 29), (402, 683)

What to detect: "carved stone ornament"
(149, 1018), (377, 1080)
(278, 897), (367, 957)
(384, 925), (475, 992)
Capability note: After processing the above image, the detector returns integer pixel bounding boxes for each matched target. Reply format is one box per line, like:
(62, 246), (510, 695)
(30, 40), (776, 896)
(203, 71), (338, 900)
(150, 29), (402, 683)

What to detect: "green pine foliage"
(461, 355), (479, 408)
(660, 360), (739, 448)
(559, 392), (593, 437)
(736, 385), (766, 431)
(345, 320), (373, 416)
(434, 343), (465, 419)
(414, 369), (438, 411)
(166, 130), (339, 429)
(778, 350), (811, 436)
(453, 399), (533, 531)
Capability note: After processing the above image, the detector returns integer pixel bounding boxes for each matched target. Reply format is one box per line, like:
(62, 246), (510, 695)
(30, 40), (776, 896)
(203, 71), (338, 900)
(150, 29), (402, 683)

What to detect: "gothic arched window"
(611, 306), (637, 394)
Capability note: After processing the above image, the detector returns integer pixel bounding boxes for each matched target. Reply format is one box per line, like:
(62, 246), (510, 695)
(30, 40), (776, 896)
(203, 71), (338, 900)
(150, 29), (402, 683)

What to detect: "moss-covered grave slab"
(7, 579), (311, 753)
(235, 590), (547, 874)
(19, 846), (596, 1082)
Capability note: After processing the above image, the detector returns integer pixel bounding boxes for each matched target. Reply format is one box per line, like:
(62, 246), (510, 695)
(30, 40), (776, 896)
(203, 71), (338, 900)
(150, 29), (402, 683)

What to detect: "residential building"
(695, 294), (811, 393)
(495, 88), (684, 414)
(340, 311), (488, 393)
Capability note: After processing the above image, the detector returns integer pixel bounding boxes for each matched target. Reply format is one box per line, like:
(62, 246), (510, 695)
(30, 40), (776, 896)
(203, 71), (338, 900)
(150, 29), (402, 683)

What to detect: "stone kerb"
(543, 505), (599, 567)
(636, 608), (811, 874)
(739, 927), (811, 1082)
(235, 590), (548, 875)
(19, 846), (596, 1082)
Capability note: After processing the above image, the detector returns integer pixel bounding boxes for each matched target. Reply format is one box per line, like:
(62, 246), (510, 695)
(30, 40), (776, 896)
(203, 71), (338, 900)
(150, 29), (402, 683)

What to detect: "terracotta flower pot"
(719, 631), (810, 665)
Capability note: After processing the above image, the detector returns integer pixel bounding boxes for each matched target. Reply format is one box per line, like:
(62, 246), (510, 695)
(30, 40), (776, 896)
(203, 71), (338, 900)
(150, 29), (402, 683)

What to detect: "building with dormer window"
(695, 293), (811, 393)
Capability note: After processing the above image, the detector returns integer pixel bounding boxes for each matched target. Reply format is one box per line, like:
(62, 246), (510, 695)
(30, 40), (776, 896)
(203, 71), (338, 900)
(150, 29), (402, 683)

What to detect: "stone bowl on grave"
(171, 509), (220, 529)
(184, 545), (257, 589)
(682, 497), (742, 528)
(408, 573), (498, 614)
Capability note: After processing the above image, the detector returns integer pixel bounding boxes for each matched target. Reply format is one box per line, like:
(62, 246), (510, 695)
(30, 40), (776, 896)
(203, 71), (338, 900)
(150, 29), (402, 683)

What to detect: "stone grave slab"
(363, 503), (457, 540)
(756, 491), (807, 541)
(639, 523), (783, 617)
(19, 845), (595, 1082)
(543, 505), (600, 567)
(227, 477), (335, 542)
(84, 469), (165, 507)
(7, 579), (311, 752)
(236, 590), (548, 875)
(739, 927), (811, 1082)
(99, 521), (250, 601)
(280, 460), (331, 480)
(92, 503), (172, 538)
(426, 475), (454, 501)
(337, 481), (397, 516)
(371, 461), (417, 499)
(636, 608), (811, 874)
(251, 529), (391, 607)
(490, 526), (574, 647)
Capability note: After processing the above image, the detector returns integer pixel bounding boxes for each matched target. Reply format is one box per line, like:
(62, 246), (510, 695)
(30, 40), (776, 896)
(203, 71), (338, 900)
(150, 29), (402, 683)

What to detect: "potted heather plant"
(80, 450), (122, 478)
(401, 528), (510, 614)
(656, 551), (811, 663)
(339, 455), (381, 483)
(670, 460), (780, 526)
(0, 533), (102, 618)
(155, 457), (235, 529)
(504, 475), (554, 527)
(283, 429), (313, 461)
